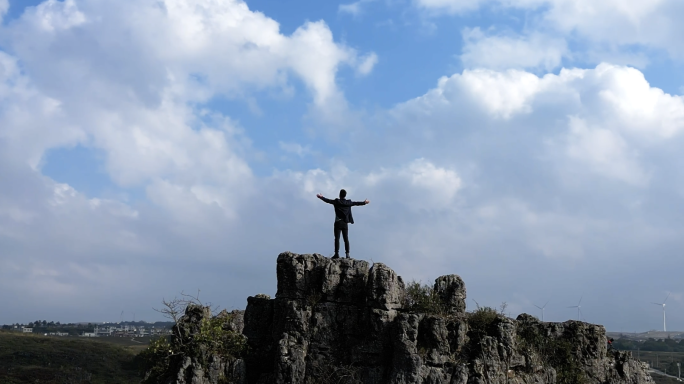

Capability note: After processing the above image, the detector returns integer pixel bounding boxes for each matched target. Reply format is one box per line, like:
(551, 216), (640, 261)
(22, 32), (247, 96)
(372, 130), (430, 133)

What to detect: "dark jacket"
(318, 196), (366, 224)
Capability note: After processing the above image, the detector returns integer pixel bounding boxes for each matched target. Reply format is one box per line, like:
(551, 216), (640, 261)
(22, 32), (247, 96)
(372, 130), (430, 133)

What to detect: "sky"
(1, 0), (683, 332)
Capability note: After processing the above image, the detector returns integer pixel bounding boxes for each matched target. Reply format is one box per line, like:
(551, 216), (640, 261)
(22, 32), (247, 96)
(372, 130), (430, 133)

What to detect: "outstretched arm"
(317, 193), (335, 204)
(354, 199), (370, 206)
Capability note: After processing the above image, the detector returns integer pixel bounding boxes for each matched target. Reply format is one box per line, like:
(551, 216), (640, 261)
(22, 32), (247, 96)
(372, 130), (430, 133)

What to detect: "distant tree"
(56, 321), (61, 326)
(27, 322), (34, 328)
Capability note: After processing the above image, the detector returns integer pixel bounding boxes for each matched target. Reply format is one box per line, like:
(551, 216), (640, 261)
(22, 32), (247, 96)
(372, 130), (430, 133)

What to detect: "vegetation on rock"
(402, 280), (448, 315)
(517, 314), (587, 384)
(139, 299), (247, 384)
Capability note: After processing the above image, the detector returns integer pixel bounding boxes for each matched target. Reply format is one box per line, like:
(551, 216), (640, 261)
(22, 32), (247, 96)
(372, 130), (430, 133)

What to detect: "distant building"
(81, 332), (97, 337)
(94, 325), (113, 336)
(21, 327), (33, 333)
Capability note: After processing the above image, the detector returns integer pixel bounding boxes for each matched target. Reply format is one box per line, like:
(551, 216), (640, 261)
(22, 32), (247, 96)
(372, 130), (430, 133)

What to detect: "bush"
(402, 280), (447, 315)
(195, 315), (247, 358)
(466, 306), (500, 337)
(137, 336), (172, 381)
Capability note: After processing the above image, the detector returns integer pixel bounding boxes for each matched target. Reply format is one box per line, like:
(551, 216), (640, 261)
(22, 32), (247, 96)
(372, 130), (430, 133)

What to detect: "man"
(316, 189), (370, 259)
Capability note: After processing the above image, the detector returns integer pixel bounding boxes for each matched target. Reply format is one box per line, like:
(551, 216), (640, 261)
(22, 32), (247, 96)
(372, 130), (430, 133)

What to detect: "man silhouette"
(317, 189), (370, 259)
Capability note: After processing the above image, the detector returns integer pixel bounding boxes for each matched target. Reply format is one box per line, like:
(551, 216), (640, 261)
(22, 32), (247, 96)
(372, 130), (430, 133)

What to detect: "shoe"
(332, 254), (340, 259)
(345, 253), (350, 259)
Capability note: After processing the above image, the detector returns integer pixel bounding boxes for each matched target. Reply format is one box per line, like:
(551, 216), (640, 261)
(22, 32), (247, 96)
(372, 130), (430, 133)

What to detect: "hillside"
(0, 331), (141, 383)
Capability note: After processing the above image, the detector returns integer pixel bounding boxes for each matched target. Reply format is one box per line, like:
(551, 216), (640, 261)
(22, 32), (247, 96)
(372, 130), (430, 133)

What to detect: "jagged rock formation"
(155, 252), (654, 384)
(150, 306), (247, 384)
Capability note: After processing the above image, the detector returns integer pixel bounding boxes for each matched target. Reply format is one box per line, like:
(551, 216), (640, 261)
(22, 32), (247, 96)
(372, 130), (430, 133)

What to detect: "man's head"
(339, 189), (347, 199)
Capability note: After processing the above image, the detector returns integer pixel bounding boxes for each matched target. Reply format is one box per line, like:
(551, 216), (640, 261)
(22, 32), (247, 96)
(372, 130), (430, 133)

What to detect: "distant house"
(21, 327), (33, 333)
(81, 332), (97, 337)
(94, 326), (113, 336)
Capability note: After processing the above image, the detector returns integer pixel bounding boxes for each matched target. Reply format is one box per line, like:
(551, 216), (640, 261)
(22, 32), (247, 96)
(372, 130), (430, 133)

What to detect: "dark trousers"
(334, 221), (349, 255)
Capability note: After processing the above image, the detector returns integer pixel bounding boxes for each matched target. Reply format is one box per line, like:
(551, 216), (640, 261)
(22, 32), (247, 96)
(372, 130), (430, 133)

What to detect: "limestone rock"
(147, 252), (654, 384)
(434, 274), (466, 315)
(367, 262), (405, 310)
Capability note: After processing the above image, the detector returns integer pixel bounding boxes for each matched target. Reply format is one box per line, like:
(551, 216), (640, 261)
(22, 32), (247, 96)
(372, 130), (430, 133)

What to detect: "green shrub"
(403, 280), (446, 315)
(467, 306), (500, 336)
(195, 315), (248, 358)
(137, 336), (173, 382)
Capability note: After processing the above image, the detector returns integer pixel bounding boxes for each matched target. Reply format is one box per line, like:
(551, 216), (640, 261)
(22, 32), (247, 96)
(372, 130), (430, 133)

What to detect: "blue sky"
(1, 0), (684, 332)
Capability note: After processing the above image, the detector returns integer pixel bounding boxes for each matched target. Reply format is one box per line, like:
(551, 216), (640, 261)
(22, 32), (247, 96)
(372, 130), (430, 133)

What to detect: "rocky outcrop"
(147, 306), (247, 384)
(154, 251), (654, 384)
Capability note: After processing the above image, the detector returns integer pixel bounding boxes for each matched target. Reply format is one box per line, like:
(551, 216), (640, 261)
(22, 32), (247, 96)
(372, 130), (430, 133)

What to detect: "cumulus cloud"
(419, 0), (684, 62)
(564, 117), (649, 186)
(0, 0), (378, 321)
(2, 0), (684, 330)
(0, 0), (380, 198)
(275, 158), (461, 211)
(3, 0), (370, 126)
(30, 0), (86, 31)
(394, 67), (544, 121)
(379, 63), (684, 261)
(461, 28), (567, 71)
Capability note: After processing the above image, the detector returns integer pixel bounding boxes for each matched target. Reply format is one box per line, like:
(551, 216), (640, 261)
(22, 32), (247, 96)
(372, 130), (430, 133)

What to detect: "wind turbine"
(652, 293), (670, 332)
(534, 300), (549, 321)
(568, 296), (582, 321)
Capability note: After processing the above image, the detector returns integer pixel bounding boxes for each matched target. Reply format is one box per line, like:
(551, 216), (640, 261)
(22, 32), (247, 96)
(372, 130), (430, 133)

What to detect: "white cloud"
(365, 158), (462, 209)
(392, 63), (684, 142)
(0, 0), (8, 22)
(356, 52), (379, 76)
(416, 0), (684, 61)
(0, 0), (379, 203)
(564, 117), (649, 186)
(595, 65), (684, 139)
(279, 141), (311, 157)
(30, 0), (86, 31)
(404, 67), (543, 119)
(414, 0), (488, 14)
(339, 0), (373, 16)
(4, 0), (371, 123)
(0, 51), (86, 169)
(461, 28), (567, 71)
(2, 0), (684, 331)
(276, 158), (462, 212)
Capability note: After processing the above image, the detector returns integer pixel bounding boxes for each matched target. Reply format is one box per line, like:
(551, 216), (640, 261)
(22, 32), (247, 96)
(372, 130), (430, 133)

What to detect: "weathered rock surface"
(155, 251), (654, 384)
(152, 306), (247, 384)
